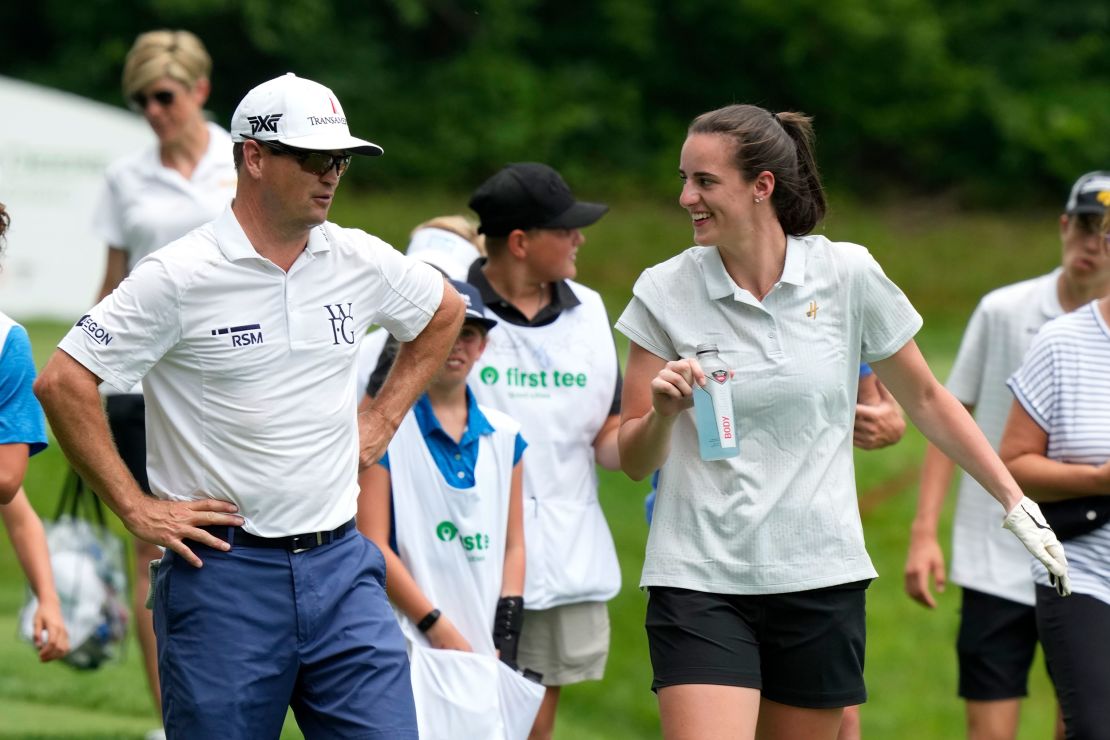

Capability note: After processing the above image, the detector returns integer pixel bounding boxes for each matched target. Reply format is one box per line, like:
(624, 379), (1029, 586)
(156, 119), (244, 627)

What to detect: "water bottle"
(692, 343), (739, 461)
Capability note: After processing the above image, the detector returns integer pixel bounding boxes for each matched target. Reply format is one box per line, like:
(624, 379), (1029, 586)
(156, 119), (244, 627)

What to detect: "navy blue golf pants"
(152, 532), (416, 739)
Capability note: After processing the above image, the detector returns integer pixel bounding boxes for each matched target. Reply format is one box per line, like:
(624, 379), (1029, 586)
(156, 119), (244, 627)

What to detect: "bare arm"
(97, 247), (128, 301)
(356, 463), (472, 651)
(1, 488), (69, 661)
(32, 351), (242, 567)
(618, 343), (705, 481)
(592, 414), (621, 471)
(872, 341), (1023, 512)
(904, 437), (966, 608)
(501, 461), (525, 597)
(358, 283), (465, 469)
(854, 377), (907, 450)
(0, 443), (30, 504)
(1000, 399), (1110, 501)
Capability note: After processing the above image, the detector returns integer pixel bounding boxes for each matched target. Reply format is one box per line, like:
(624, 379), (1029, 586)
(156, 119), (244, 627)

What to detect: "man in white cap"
(904, 170), (1110, 740)
(35, 73), (464, 738)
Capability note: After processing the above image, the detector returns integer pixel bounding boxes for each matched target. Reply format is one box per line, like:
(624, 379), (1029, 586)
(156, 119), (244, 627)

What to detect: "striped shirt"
(1007, 300), (1110, 605)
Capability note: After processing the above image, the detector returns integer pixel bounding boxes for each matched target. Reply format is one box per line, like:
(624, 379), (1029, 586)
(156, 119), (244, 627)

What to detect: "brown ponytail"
(689, 105), (827, 236)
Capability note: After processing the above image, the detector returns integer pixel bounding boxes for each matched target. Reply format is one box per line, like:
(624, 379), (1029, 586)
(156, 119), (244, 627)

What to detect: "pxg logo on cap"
(230, 73), (383, 156)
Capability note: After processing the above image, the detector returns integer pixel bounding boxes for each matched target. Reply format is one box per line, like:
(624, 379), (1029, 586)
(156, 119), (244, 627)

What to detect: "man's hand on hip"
(126, 497), (243, 568)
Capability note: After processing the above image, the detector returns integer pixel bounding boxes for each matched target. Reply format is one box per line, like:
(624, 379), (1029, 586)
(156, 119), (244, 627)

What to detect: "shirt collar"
(412, 388), (496, 443)
(1038, 266), (1064, 320)
(213, 205), (332, 263)
(701, 237), (806, 301)
(467, 258), (581, 325)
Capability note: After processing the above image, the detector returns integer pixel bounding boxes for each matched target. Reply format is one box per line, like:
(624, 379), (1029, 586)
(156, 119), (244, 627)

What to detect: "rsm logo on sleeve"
(210, 323), (264, 347)
(75, 315), (113, 345)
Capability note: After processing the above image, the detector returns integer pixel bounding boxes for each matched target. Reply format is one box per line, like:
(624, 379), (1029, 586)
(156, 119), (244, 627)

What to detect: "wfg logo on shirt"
(75, 315), (113, 345)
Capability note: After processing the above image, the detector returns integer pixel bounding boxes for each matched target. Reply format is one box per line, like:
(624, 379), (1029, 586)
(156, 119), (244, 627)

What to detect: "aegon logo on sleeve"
(75, 315), (113, 345)
(478, 365), (587, 388)
(435, 520), (490, 563)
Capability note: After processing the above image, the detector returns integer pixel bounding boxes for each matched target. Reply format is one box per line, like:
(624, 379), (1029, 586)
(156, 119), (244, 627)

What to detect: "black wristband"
(416, 608), (441, 632)
(493, 596), (524, 665)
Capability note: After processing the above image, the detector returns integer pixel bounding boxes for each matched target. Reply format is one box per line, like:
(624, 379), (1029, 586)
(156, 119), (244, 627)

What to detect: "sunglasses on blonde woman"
(248, 138), (352, 177)
(129, 89), (175, 111)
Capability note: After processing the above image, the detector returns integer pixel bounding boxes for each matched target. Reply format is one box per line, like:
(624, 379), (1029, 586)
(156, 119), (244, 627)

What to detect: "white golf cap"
(405, 227), (482, 281)
(230, 72), (383, 156)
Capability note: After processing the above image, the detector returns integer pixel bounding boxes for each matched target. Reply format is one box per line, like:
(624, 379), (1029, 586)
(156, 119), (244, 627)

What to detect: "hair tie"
(771, 112), (782, 125)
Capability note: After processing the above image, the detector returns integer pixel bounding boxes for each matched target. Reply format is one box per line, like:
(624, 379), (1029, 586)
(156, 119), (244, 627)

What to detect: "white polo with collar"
(94, 121), (237, 270)
(946, 269), (1064, 605)
(616, 235), (922, 594)
(60, 206), (444, 537)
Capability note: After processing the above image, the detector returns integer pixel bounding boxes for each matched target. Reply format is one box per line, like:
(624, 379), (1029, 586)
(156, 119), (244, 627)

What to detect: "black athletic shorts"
(1036, 584), (1110, 740)
(645, 580), (870, 708)
(105, 393), (150, 494)
(956, 587), (1038, 701)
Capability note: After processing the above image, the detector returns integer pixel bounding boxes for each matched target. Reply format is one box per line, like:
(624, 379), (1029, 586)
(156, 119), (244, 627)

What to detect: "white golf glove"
(1002, 496), (1071, 597)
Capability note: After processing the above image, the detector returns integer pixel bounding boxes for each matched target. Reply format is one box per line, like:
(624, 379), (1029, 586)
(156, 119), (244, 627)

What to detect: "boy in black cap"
(466, 163), (622, 739)
(905, 170), (1110, 740)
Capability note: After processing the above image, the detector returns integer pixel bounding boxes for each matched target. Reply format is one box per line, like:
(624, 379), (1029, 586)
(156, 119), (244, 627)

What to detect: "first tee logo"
(75, 315), (113, 345)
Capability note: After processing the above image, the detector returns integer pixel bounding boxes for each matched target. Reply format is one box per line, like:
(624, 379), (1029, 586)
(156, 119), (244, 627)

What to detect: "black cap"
(449, 279), (498, 331)
(1065, 171), (1110, 215)
(468, 162), (609, 236)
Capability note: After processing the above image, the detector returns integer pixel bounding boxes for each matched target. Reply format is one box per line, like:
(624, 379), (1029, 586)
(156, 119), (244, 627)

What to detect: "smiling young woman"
(614, 103), (1073, 740)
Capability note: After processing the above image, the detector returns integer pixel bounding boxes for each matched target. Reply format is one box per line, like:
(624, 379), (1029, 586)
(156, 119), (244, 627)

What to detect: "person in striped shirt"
(1001, 215), (1110, 740)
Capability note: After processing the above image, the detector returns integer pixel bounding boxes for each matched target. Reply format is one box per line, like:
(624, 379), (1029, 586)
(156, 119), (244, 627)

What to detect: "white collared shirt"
(946, 269), (1063, 605)
(616, 235), (922, 594)
(94, 122), (238, 270)
(60, 207), (444, 536)
(93, 122), (238, 396)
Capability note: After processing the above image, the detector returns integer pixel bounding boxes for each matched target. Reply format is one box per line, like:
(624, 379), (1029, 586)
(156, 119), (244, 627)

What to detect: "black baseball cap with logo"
(468, 162), (609, 236)
(1064, 171), (1110, 215)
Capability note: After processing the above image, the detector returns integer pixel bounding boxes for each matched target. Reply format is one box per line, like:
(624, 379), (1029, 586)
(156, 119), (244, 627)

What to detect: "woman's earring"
(754, 196), (764, 204)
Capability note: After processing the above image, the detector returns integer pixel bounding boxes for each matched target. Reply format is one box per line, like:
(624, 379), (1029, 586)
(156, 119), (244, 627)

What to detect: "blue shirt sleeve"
(0, 327), (48, 456)
(859, 362), (873, 378)
(513, 433), (527, 466)
(378, 451), (390, 471)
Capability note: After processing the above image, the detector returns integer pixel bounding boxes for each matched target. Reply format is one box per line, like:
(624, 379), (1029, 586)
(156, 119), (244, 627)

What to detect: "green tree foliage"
(2, 0), (1106, 201)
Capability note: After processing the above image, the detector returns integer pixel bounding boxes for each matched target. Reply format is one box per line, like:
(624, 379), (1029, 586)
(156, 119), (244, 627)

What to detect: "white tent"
(0, 75), (153, 320)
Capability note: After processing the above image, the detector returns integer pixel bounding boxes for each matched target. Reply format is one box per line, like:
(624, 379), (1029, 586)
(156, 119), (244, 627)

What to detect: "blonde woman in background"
(93, 30), (236, 738)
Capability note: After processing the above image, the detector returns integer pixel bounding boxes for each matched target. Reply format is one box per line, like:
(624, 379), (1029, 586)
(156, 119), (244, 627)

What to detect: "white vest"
(469, 282), (621, 609)
(0, 312), (15, 352)
(388, 405), (543, 739)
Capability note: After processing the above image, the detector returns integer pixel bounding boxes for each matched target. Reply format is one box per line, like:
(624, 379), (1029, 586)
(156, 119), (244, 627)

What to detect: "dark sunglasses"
(249, 138), (352, 177)
(129, 89), (175, 111)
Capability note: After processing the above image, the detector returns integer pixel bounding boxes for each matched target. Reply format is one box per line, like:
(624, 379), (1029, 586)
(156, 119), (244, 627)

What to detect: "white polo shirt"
(616, 235), (922, 594)
(93, 122), (238, 270)
(93, 122), (237, 396)
(59, 207), (444, 537)
(946, 269), (1062, 606)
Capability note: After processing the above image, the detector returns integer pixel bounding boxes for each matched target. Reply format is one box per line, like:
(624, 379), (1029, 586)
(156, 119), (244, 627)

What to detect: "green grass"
(3, 191), (1069, 737)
